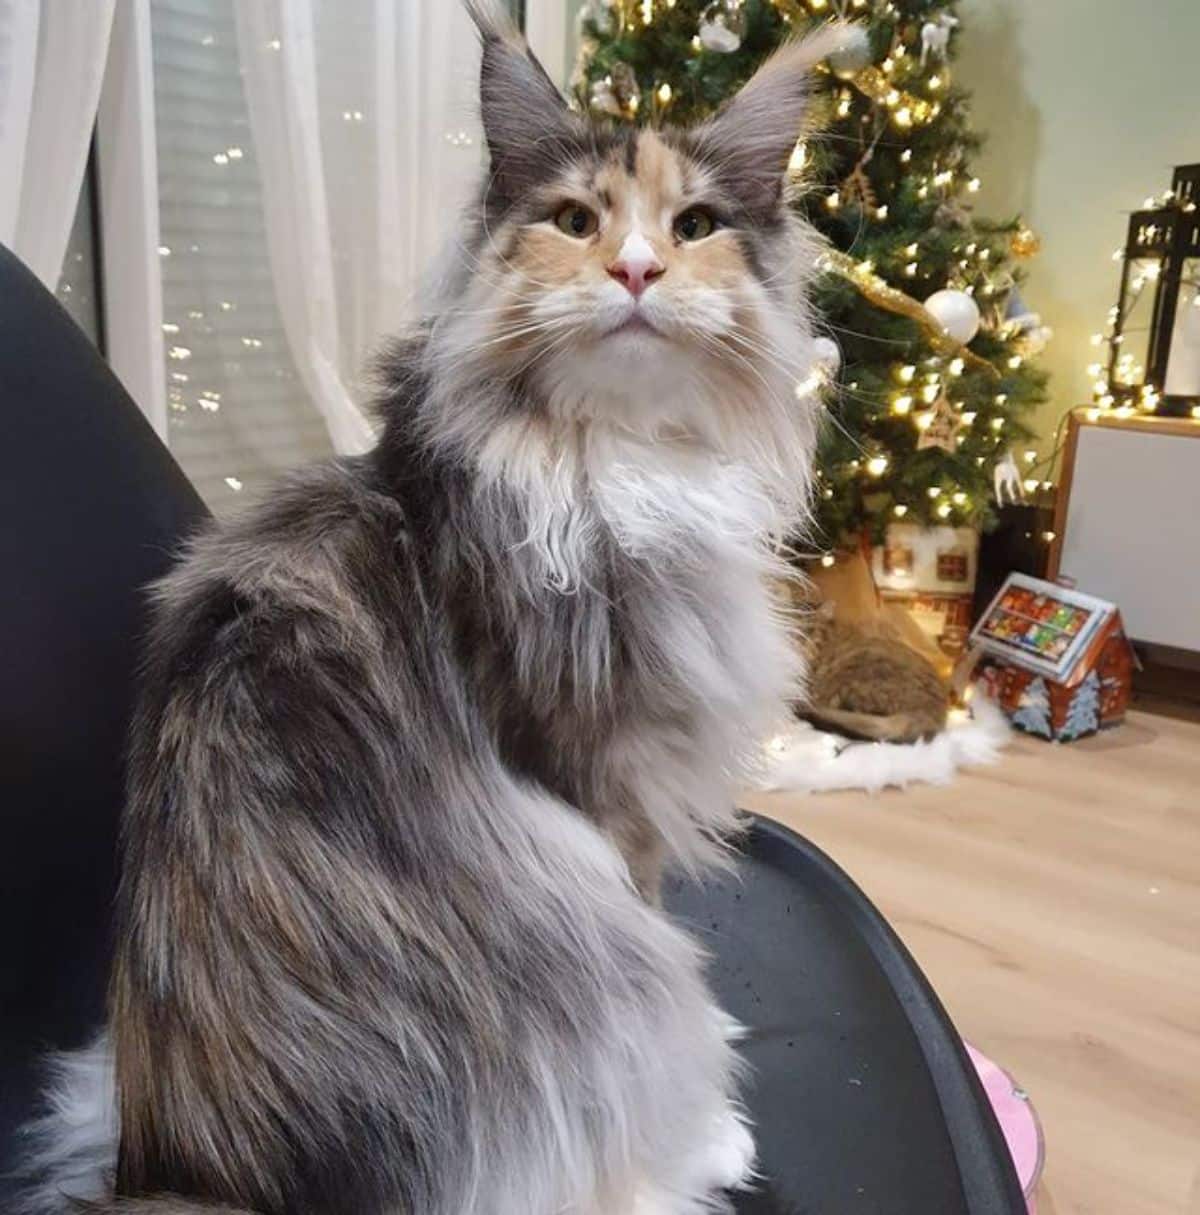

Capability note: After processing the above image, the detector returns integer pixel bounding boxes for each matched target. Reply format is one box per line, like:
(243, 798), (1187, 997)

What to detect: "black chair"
(0, 243), (1024, 1214)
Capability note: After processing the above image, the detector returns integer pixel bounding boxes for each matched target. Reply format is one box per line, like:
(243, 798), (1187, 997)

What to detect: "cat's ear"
(694, 23), (861, 221)
(465, 1), (577, 204)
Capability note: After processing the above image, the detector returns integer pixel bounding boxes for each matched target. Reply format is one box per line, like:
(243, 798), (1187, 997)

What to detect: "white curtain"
(233, 1), (484, 456)
(0, 0), (116, 288)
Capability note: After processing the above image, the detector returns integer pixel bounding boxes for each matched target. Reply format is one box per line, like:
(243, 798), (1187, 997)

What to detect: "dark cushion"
(0, 244), (208, 1192)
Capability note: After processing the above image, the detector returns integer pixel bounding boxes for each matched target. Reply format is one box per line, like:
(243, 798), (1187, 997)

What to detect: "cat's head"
(422, 3), (845, 504)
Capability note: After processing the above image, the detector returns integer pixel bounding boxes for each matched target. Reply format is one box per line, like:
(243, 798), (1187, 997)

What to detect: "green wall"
(563, 0), (587, 86)
(959, 0), (1200, 450)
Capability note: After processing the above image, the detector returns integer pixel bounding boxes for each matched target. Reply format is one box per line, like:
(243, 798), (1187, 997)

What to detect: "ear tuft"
(695, 21), (860, 221)
(463, 0), (521, 44)
(466, 0), (577, 209)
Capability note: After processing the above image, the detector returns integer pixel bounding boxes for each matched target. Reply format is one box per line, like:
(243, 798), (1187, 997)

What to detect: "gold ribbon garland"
(822, 250), (1001, 379)
(846, 66), (935, 125)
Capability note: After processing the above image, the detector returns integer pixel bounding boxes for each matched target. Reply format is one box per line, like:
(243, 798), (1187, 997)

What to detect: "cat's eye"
(554, 203), (599, 239)
(674, 208), (716, 243)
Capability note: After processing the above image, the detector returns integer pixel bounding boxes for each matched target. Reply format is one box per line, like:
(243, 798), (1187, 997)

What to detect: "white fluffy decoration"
(827, 24), (872, 78)
(812, 336), (842, 373)
(757, 697), (1012, 795)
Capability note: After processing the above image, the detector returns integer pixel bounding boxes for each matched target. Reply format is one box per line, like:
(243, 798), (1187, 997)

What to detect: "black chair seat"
(667, 819), (1023, 1213)
(0, 243), (207, 1195)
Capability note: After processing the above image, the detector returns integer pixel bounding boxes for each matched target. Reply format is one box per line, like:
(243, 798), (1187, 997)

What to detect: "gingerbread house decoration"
(968, 574), (1134, 741)
(872, 523), (980, 658)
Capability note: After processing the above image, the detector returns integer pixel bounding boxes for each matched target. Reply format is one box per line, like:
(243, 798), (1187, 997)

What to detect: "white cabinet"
(1050, 410), (1200, 653)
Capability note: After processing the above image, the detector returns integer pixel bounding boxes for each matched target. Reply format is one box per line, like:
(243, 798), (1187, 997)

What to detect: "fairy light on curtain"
(150, 0), (335, 514)
(148, 0), (483, 514)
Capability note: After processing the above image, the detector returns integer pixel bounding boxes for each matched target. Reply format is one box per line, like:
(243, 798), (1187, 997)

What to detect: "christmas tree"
(1012, 676), (1051, 739)
(1059, 670), (1100, 741)
(574, 0), (1050, 551)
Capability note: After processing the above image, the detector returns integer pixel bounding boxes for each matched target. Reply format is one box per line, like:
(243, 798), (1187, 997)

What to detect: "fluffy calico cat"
(18, 7), (842, 1213)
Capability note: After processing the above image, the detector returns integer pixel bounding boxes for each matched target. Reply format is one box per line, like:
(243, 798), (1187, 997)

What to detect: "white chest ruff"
(591, 447), (800, 864)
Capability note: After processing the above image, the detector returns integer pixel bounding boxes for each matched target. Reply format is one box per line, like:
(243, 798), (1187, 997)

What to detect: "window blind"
(151, 0), (333, 514)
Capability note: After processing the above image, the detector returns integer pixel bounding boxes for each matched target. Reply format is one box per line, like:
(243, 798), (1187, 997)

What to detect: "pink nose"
(608, 255), (665, 298)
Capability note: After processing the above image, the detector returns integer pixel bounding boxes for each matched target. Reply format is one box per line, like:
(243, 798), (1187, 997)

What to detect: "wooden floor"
(743, 707), (1200, 1215)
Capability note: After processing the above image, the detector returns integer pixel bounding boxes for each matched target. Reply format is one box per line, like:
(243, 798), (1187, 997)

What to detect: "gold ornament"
(849, 67), (925, 125)
(1011, 226), (1042, 259)
(917, 394), (963, 453)
(610, 61), (641, 115)
(840, 157), (877, 212)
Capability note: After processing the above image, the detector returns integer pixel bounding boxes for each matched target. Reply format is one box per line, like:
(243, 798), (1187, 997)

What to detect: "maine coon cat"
(18, 6), (843, 1212)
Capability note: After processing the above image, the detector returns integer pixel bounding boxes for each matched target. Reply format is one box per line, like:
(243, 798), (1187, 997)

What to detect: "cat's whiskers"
(448, 237), (551, 303)
(820, 320), (913, 346)
(473, 316), (575, 352)
(722, 327), (807, 388)
(722, 319), (883, 453)
(509, 324), (579, 382)
(684, 334), (810, 494)
(693, 324), (791, 409)
(720, 322), (866, 459)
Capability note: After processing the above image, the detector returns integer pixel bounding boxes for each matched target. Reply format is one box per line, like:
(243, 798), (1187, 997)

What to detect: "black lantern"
(1108, 163), (1200, 416)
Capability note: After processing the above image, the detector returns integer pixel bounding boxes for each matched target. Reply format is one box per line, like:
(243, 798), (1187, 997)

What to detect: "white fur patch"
(702, 1105), (757, 1192)
(631, 1106), (756, 1214)
(14, 1034), (116, 1214)
(616, 229), (658, 269)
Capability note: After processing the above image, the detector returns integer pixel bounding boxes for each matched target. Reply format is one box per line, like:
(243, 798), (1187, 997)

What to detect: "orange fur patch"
(501, 130), (754, 298)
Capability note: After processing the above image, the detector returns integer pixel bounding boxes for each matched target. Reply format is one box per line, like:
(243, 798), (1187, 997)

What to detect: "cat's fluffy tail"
(78, 1204), (250, 1214)
(80, 1203), (251, 1213)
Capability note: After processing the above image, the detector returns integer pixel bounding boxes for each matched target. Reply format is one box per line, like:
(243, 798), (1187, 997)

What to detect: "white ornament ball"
(1027, 324), (1053, 354)
(589, 79), (622, 117)
(698, 1), (746, 53)
(580, 0), (615, 35)
(924, 289), (982, 345)
(813, 336), (842, 371)
(828, 26), (872, 78)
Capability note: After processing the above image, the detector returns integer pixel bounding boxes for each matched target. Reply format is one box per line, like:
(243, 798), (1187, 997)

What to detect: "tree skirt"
(758, 697), (1012, 795)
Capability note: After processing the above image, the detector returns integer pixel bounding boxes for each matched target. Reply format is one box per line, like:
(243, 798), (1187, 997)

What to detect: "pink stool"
(966, 1043), (1045, 1213)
